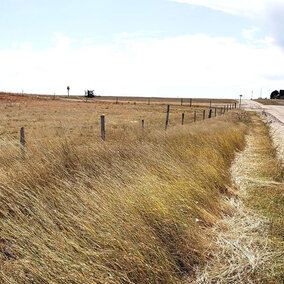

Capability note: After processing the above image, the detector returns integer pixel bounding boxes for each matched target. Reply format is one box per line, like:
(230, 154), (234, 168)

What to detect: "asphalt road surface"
(242, 100), (284, 161)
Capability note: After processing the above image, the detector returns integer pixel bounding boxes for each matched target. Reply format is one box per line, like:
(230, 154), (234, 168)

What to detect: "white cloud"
(242, 27), (259, 41)
(0, 33), (284, 98)
(170, 0), (284, 50)
(169, 0), (283, 18)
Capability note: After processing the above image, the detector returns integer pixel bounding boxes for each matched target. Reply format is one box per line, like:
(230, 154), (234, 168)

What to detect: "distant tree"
(270, 90), (279, 99)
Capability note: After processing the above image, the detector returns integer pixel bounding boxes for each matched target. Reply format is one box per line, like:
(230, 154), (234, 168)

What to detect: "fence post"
(208, 109), (212, 119)
(194, 111), (197, 123)
(20, 127), (25, 159)
(190, 98), (192, 107)
(203, 110), (206, 120)
(165, 105), (170, 130)
(142, 119), (145, 130)
(101, 115), (105, 141)
(215, 107), (217, 117)
(182, 113), (185, 125)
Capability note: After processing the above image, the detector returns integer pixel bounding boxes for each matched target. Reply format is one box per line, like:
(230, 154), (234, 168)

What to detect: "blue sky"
(1, 0), (284, 98)
(0, 0), (255, 48)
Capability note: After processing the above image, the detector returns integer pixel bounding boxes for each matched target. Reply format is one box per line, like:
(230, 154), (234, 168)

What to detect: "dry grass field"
(254, 99), (284, 106)
(5, 92), (237, 108)
(67, 96), (237, 108)
(0, 93), (250, 283)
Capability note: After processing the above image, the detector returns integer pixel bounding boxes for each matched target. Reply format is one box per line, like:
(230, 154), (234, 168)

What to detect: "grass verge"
(244, 116), (284, 282)
(0, 109), (247, 283)
(186, 114), (283, 283)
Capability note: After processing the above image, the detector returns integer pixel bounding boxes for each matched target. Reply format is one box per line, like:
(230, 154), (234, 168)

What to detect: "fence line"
(18, 102), (236, 147)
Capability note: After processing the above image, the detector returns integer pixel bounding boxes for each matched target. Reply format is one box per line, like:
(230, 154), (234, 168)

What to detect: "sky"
(1, 0), (284, 98)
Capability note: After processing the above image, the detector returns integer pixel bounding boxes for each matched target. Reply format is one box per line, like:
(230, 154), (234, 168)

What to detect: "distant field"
(3, 92), (237, 107)
(254, 99), (284, 106)
(68, 96), (237, 109)
(76, 95), (237, 107)
(0, 93), (233, 142)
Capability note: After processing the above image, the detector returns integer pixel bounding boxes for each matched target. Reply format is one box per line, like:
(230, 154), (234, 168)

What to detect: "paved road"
(242, 100), (284, 161)
(242, 100), (284, 124)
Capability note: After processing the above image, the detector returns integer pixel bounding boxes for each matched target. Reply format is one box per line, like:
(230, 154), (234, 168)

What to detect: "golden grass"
(244, 116), (284, 282)
(0, 94), (247, 283)
(1, 92), (237, 107)
(190, 115), (283, 283)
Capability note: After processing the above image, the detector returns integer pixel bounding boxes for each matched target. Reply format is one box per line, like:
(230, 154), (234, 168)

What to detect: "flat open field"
(0, 93), (234, 144)
(69, 96), (237, 107)
(4, 92), (237, 108)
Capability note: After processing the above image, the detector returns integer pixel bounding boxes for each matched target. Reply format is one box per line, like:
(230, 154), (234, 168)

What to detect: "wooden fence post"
(208, 109), (212, 119)
(101, 115), (105, 141)
(142, 119), (145, 130)
(182, 113), (185, 125)
(203, 110), (206, 120)
(165, 105), (170, 130)
(215, 107), (217, 117)
(194, 111), (197, 123)
(20, 127), (25, 158)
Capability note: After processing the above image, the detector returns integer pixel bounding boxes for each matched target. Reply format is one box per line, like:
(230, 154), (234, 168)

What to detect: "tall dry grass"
(0, 95), (247, 283)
